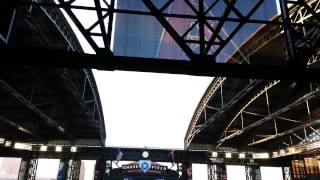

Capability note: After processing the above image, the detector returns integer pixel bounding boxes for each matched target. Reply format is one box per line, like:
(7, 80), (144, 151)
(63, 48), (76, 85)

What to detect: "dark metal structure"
(0, 0), (320, 179)
(185, 0), (320, 156)
(0, 0), (319, 79)
(0, 0), (105, 146)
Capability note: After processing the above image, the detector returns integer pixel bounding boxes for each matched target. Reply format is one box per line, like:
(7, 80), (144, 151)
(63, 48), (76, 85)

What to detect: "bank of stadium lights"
(40, 145), (47, 152)
(55, 146), (62, 152)
(307, 141), (320, 150)
(225, 152), (232, 158)
(239, 153), (245, 159)
(0, 138), (4, 145)
(71, 146), (77, 152)
(272, 151), (279, 158)
(279, 149), (286, 156)
(252, 152), (269, 159)
(211, 151), (218, 158)
(14, 143), (32, 150)
(4, 141), (12, 147)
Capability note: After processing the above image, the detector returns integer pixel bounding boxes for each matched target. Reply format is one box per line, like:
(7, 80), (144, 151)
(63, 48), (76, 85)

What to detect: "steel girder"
(14, 0), (319, 61)
(66, 159), (81, 180)
(32, 0), (82, 51)
(0, 78), (68, 136)
(185, 79), (265, 147)
(83, 69), (106, 145)
(2, 45), (320, 80)
(0, 0), (17, 45)
(185, 0), (320, 148)
(0, 114), (40, 138)
(217, 83), (320, 147)
(22, 0), (105, 143)
(58, 69), (105, 145)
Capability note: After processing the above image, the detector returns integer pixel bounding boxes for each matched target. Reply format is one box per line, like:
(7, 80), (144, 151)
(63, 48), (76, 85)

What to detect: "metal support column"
(57, 159), (69, 180)
(181, 162), (193, 180)
(245, 165), (261, 180)
(66, 159), (81, 180)
(279, 0), (297, 64)
(18, 157), (38, 180)
(94, 159), (106, 180)
(208, 163), (227, 180)
(282, 167), (292, 180)
(208, 163), (217, 180)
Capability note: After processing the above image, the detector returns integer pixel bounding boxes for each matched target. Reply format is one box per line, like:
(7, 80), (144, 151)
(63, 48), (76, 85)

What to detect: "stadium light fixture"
(71, 146), (77, 152)
(239, 153), (245, 159)
(14, 143), (32, 150)
(40, 145), (48, 152)
(55, 146), (62, 152)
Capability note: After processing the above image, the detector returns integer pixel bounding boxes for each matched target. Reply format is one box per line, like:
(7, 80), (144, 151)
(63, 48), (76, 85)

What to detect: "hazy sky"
(93, 70), (212, 148)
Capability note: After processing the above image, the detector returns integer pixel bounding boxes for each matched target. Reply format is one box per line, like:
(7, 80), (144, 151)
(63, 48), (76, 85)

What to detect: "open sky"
(0, 1), (286, 179)
(93, 70), (212, 149)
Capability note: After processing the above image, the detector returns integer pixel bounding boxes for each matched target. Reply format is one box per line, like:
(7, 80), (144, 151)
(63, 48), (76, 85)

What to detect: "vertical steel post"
(282, 166), (292, 180)
(18, 157), (38, 180)
(279, 0), (297, 64)
(67, 159), (81, 180)
(245, 165), (261, 180)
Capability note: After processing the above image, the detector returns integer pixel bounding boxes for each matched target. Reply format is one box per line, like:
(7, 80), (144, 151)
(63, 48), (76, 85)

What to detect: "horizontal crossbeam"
(1, 47), (320, 81)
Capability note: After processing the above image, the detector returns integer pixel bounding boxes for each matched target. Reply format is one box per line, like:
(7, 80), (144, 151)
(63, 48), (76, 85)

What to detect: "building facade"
(113, 0), (278, 62)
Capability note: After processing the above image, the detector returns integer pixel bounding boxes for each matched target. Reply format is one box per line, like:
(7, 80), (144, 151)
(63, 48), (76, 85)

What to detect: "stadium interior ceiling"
(0, 0), (320, 180)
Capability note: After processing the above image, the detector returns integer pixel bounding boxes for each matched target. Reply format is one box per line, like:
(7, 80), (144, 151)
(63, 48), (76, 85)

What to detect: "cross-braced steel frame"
(18, 157), (38, 180)
(1, 0), (320, 151)
(283, 166), (292, 180)
(185, 0), (320, 149)
(0, 0), (318, 79)
(66, 159), (81, 180)
(17, 0), (319, 61)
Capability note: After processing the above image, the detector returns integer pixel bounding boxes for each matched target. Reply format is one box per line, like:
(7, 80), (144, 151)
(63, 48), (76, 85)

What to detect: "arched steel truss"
(0, 0), (319, 79)
(185, 0), (320, 150)
(1, 0), (320, 150)
(0, 0), (106, 145)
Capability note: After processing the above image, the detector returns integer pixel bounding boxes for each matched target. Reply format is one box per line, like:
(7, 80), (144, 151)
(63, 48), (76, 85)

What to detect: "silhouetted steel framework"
(1, 0), (320, 155)
(0, 0), (319, 80)
(185, 0), (320, 151)
(0, 0), (106, 146)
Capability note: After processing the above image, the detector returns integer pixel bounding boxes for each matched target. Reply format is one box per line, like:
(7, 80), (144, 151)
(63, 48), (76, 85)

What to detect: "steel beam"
(218, 86), (320, 146)
(0, 77), (67, 135)
(186, 79), (264, 147)
(142, 0), (195, 60)
(58, 69), (105, 145)
(217, 80), (280, 145)
(204, 0), (237, 54)
(2, 46), (320, 80)
(1, 146), (209, 164)
(185, 77), (225, 147)
(56, 0), (113, 55)
(280, 0), (297, 63)
(66, 160), (81, 180)
(211, 0), (265, 59)
(0, 114), (40, 138)
(93, 0), (109, 49)
(282, 166), (292, 180)
(83, 69), (106, 145)
(17, 157), (38, 180)
(248, 118), (320, 146)
(20, 1), (320, 28)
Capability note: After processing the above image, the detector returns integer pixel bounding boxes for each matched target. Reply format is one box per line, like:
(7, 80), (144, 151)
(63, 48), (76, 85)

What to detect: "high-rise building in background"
(113, 1), (164, 58)
(113, 0), (277, 62)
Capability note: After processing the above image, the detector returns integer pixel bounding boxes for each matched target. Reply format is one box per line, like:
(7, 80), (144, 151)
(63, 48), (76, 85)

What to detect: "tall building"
(113, 0), (278, 62)
(113, 0), (164, 58)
